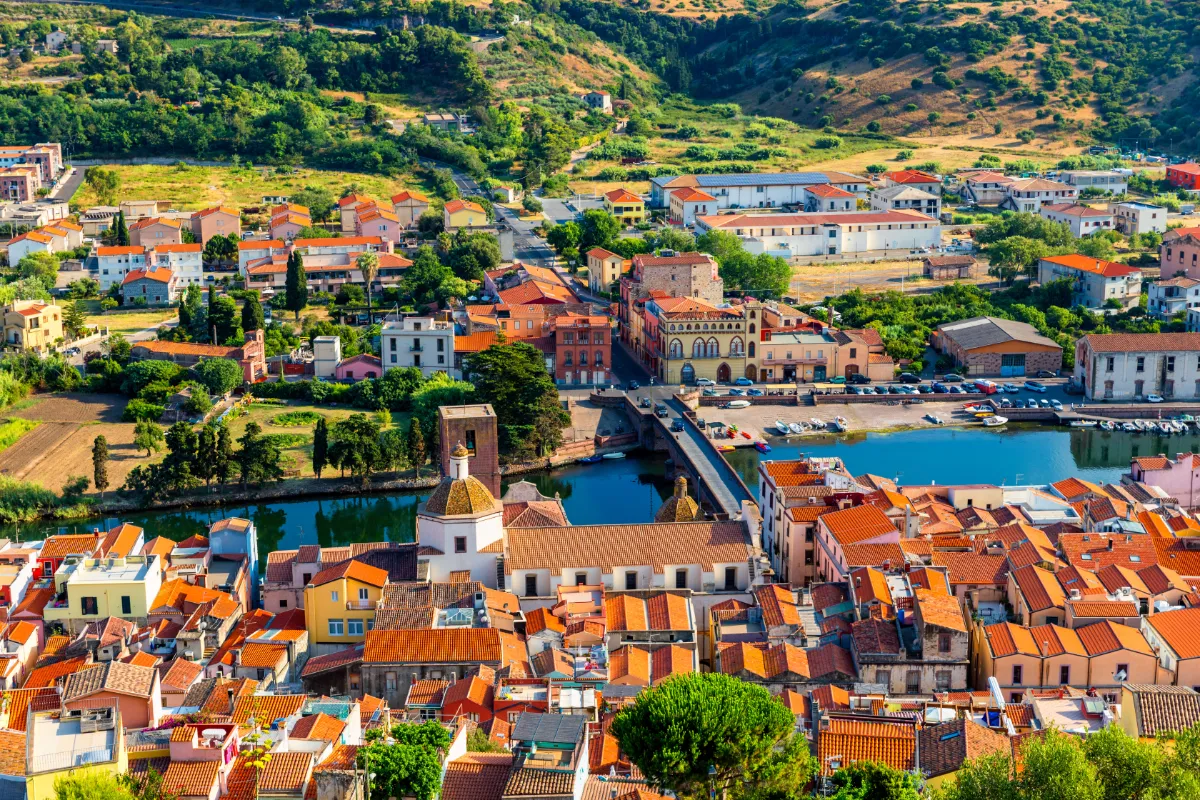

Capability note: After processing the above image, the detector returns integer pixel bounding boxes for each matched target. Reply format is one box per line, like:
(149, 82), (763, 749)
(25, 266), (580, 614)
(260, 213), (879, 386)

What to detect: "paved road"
(49, 167), (87, 203)
(68, 318), (178, 367)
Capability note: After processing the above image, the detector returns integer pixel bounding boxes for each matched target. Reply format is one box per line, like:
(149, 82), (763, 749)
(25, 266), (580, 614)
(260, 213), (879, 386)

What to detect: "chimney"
(1108, 538), (1114, 551)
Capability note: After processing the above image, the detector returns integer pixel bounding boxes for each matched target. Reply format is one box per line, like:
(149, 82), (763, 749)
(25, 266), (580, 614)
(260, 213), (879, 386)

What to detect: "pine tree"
(92, 435), (109, 498)
(241, 293), (265, 332)
(215, 423), (234, 484)
(197, 424), (217, 486)
(408, 417), (426, 478)
(312, 417), (329, 479)
(113, 211), (129, 246)
(285, 251), (308, 321)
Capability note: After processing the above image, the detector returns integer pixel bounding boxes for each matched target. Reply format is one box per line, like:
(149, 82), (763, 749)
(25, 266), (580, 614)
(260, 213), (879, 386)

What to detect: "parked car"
(1148, 394), (1165, 403)
(916, 385), (932, 394)
(849, 373), (871, 385)
(639, 397), (652, 408)
(942, 373), (965, 382)
(734, 377), (754, 386)
(897, 372), (923, 383)
(1002, 383), (1021, 393)
(696, 419), (707, 429)
(747, 389), (764, 396)
(1035, 370), (1057, 378)
(671, 418), (685, 432)
(932, 383), (947, 394)
(628, 381), (640, 390)
(1026, 398), (1039, 408)
(1025, 381), (1047, 393)
(728, 388), (746, 396)
(964, 385), (981, 394)
(702, 388), (717, 396)
(654, 403), (669, 418)
(948, 385), (963, 394)
(1039, 399), (1052, 408)
(829, 376), (847, 384)
(998, 398), (1013, 408)
(696, 378), (715, 387)
(1050, 399), (1063, 410)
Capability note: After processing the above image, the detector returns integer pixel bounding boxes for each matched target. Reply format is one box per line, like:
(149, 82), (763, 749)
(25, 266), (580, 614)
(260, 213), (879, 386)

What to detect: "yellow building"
(26, 706), (127, 800)
(654, 297), (749, 384)
(303, 558), (388, 655)
(603, 188), (645, 226)
(44, 555), (163, 633)
(443, 199), (488, 231)
(586, 247), (628, 294)
(3, 301), (63, 353)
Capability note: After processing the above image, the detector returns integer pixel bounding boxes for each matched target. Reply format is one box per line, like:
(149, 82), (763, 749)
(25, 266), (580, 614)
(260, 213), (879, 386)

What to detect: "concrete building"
(128, 217), (183, 248)
(443, 199), (487, 231)
(130, 330), (267, 383)
(668, 187), (717, 226)
(1060, 170), (1129, 195)
(649, 171), (868, 209)
(313, 335), (341, 378)
(391, 190), (429, 228)
(694, 210), (940, 259)
(3, 300), (62, 353)
(1002, 178), (1078, 212)
(1039, 203), (1114, 237)
(933, 316), (1063, 377)
(1148, 277), (1200, 319)
(603, 188), (645, 226)
(870, 185), (940, 219)
(95, 245), (147, 291)
(1161, 227), (1200, 280)
(121, 266), (177, 306)
(1114, 202), (1168, 235)
(581, 91), (612, 113)
(960, 171), (1015, 205)
(190, 206), (240, 244)
(1037, 254), (1142, 310)
(43, 554), (163, 634)
(380, 315), (455, 377)
(1075, 332), (1200, 401)
(146, 242), (203, 287)
(585, 247), (626, 294)
(803, 184), (858, 213)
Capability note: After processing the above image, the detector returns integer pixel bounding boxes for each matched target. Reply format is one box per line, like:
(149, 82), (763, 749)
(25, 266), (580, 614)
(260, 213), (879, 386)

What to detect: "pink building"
(813, 503), (899, 581)
(1129, 453), (1200, 507)
(1162, 227), (1200, 280)
(335, 354), (383, 381)
(0, 166), (40, 202)
(356, 207), (402, 242)
(61, 660), (163, 729)
(270, 213), (309, 242)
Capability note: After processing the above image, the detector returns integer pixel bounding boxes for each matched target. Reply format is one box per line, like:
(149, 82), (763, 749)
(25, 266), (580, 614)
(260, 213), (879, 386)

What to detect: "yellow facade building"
(26, 706), (127, 800)
(303, 559), (388, 655)
(442, 199), (488, 231)
(653, 297), (750, 384)
(3, 301), (63, 353)
(603, 188), (645, 226)
(43, 555), (163, 634)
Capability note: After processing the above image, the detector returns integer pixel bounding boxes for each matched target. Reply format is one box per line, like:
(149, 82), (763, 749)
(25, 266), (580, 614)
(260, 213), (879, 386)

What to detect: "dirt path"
(0, 422), (80, 481)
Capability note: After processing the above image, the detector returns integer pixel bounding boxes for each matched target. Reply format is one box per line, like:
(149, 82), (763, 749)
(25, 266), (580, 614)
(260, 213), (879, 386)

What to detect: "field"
(3, 394), (148, 494)
(69, 163), (434, 212)
(85, 309), (178, 338)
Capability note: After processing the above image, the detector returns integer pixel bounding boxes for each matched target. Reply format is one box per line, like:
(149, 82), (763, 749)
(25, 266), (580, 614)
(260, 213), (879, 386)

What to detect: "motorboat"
(810, 418), (825, 428)
(789, 423), (805, 434)
(602, 452), (626, 459)
(1099, 421), (1116, 431)
(775, 420), (791, 435)
(1069, 420), (1097, 428)
(1160, 422), (1174, 434)
(717, 444), (735, 452)
(580, 454), (604, 464)
(982, 416), (1008, 427)
(835, 416), (848, 428)
(727, 400), (751, 409)
(831, 419), (846, 432)
(1133, 420), (1146, 431)
(740, 430), (752, 439)
(926, 414), (944, 425)
(755, 441), (771, 453)
(1121, 422), (1137, 432)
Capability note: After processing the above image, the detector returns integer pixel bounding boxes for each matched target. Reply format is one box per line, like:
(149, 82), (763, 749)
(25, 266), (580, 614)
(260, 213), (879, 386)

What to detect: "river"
(10, 426), (1195, 552)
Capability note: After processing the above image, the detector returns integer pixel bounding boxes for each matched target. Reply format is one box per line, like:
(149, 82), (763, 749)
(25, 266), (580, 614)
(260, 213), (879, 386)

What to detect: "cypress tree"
(312, 417), (329, 479)
(92, 435), (109, 498)
(285, 251), (308, 320)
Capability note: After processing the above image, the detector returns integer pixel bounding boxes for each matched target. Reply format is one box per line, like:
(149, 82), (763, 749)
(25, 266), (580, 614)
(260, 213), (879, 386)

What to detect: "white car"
(1024, 381), (1048, 393)
(1002, 383), (1021, 393)
(1147, 394), (1165, 403)
(1050, 399), (1063, 410)
(696, 378), (716, 387)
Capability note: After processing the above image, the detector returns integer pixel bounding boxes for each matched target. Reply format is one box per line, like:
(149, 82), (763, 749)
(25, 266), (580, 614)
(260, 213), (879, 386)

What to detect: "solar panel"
(695, 172), (830, 187)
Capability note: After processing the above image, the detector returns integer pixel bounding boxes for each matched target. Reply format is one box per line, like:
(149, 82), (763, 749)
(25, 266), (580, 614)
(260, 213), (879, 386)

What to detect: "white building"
(960, 171), (1015, 205)
(417, 444), (505, 585)
(1148, 277), (1200, 319)
(1039, 203), (1114, 237)
(1060, 170), (1128, 195)
(45, 31), (68, 52)
(870, 185), (940, 219)
(693, 209), (940, 259)
(6, 229), (55, 265)
(1036, 254), (1142, 310)
(146, 243), (204, 287)
(380, 315), (456, 377)
(1187, 308), (1200, 333)
(1002, 178), (1078, 212)
(1114, 202), (1167, 235)
(313, 335), (341, 378)
(95, 245), (147, 291)
(1075, 332), (1200, 401)
(668, 187), (717, 226)
(803, 184), (858, 213)
(650, 171), (868, 209)
(581, 91), (612, 114)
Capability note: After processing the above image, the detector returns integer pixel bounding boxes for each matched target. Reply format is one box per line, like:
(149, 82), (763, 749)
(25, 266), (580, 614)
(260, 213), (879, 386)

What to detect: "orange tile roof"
(38, 533), (98, 561)
(96, 246), (145, 256)
(151, 243), (203, 254)
(651, 645), (693, 684)
(1, 687), (57, 732)
(754, 584), (800, 628)
(1077, 619), (1153, 656)
(405, 679), (447, 707)
(1145, 607), (1200, 660)
(162, 760), (221, 797)
(363, 629), (521, 666)
(22, 656), (90, 689)
(1027, 624), (1086, 657)
(817, 717), (916, 775)
(3, 621), (34, 647)
(238, 239), (284, 250)
(230, 694), (306, 726)
(1068, 599), (1139, 618)
(291, 712), (346, 742)
(1041, 253), (1140, 278)
(391, 190), (429, 204)
(444, 199), (485, 215)
(237, 642), (288, 670)
(454, 331), (499, 353)
(984, 622), (1040, 658)
(1011, 565), (1065, 612)
(309, 558), (388, 588)
(193, 206), (239, 219)
(524, 607), (565, 636)
(850, 567), (892, 605)
(885, 169), (938, 184)
(339, 193), (374, 208)
(505, 521), (750, 575)
(915, 589), (967, 632)
(608, 646), (651, 686)
(441, 753), (513, 800)
(604, 188), (642, 203)
(820, 504), (898, 546)
(442, 673), (493, 709)
(227, 751), (312, 800)
(930, 552), (1009, 585)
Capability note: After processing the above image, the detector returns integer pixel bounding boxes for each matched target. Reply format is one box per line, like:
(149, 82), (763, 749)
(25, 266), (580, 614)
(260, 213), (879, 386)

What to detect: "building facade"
(380, 316), (455, 377)
(1161, 227), (1200, 280)
(693, 210), (940, 259)
(1114, 202), (1167, 235)
(1037, 254), (1142, 309)
(1075, 332), (1200, 401)
(3, 301), (62, 353)
(554, 312), (610, 386)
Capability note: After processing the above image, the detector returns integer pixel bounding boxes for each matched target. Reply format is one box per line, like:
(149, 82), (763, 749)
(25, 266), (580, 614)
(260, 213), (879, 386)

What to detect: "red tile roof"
(1081, 333), (1200, 354)
(817, 717), (916, 775)
(819, 504), (897, 546)
(1145, 607), (1200, 659)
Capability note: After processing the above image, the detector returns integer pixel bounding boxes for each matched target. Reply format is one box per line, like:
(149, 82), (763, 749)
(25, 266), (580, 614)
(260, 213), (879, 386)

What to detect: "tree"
(407, 417), (426, 478)
(178, 283), (204, 335)
(215, 423), (234, 484)
(987, 236), (1050, 284)
(611, 673), (810, 799)
(936, 751), (1019, 800)
(828, 761), (920, 800)
(1081, 724), (1171, 800)
(55, 770), (137, 800)
(285, 251), (309, 320)
(521, 106), (578, 187)
(328, 413), (382, 487)
(17, 252), (60, 292)
(85, 167), (121, 206)
(465, 343), (569, 459)
(203, 233), (238, 266)
(545, 221), (581, 255)
(445, 231), (501, 281)
(356, 251), (381, 319)
(113, 211), (129, 246)
(579, 209), (620, 251)
(196, 423), (217, 486)
(236, 422), (283, 487)
(1018, 729), (1101, 800)
(209, 295), (240, 344)
(241, 294), (265, 333)
(312, 416), (329, 478)
(359, 721), (449, 800)
(92, 435), (109, 498)
(63, 300), (89, 339)
(289, 186), (335, 222)
(193, 357), (244, 395)
(401, 247), (452, 306)
(134, 420), (164, 456)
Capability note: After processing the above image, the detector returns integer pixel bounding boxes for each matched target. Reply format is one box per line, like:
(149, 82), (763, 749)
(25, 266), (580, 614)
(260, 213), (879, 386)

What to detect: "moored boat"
(580, 454), (604, 463)
(982, 416), (1008, 427)
(775, 420), (791, 435)
(602, 452), (626, 459)
(789, 423), (805, 434)
(755, 441), (771, 453)
(1069, 420), (1098, 428)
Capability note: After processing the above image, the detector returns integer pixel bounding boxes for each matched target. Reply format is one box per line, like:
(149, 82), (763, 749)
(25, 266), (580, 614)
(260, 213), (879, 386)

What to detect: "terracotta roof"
(392, 190), (429, 204)
(0, 729), (22, 775)
(1077, 619), (1153, 656)
(885, 169), (939, 184)
(1145, 607), (1200, 659)
(651, 645), (693, 683)
(850, 567), (892, 606)
(38, 533), (98, 561)
(605, 593), (690, 632)
(230, 694), (306, 726)
(604, 188), (642, 203)
(238, 239), (284, 251)
(670, 187), (717, 202)
(1081, 332), (1200, 354)
(918, 718), (1010, 778)
(454, 331), (499, 353)
(3, 621), (34, 647)
(754, 584), (801, 628)
(820, 504), (897, 546)
(1041, 204), (1115, 219)
(806, 183), (856, 198)
(62, 661), (156, 701)
(160, 658), (203, 692)
(230, 750), (312, 799)
(442, 673), (493, 709)
(1028, 624), (1085, 657)
(1011, 565), (1065, 612)
(22, 655), (90, 689)
(842, 543), (906, 569)
(193, 206), (239, 218)
(96, 245), (145, 256)
(931, 552), (1009, 585)
(152, 243), (202, 254)
(1, 687), (57, 732)
(852, 618), (901, 655)
(441, 753), (513, 800)
(444, 199), (485, 215)
(237, 642), (288, 670)
(363, 628), (522, 666)
(1068, 599), (1139, 618)
(1059, 533), (1158, 571)
(811, 583), (849, 613)
(609, 645), (651, 685)
(291, 712), (346, 742)
(985, 622), (1041, 658)
(524, 607), (565, 636)
(1124, 685), (1200, 737)
(818, 716), (916, 774)
(915, 589), (967, 632)
(719, 642), (811, 680)
(162, 760), (221, 797)
(308, 558), (388, 589)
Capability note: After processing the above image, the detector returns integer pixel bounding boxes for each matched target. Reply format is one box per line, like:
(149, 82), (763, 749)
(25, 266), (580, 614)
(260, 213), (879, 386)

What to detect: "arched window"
(706, 337), (720, 357)
(748, 341), (756, 357)
(693, 338), (706, 358)
(669, 339), (683, 358)
(730, 336), (744, 356)
(749, 323), (756, 334)
(703, 323), (710, 331)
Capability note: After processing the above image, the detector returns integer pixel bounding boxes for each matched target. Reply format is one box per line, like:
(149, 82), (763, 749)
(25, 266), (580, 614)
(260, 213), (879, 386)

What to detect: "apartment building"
(380, 315), (455, 377)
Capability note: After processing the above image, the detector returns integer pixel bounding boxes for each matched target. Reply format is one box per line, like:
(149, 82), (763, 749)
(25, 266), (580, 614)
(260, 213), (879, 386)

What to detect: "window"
(280, 598), (288, 609)
(1137, 356), (1145, 372)
(675, 569), (688, 589)
(367, 618), (374, 631)
(1168, 356), (1176, 372)
(358, 587), (369, 601)
(437, 339), (444, 351)
(575, 572), (588, 585)
(876, 670), (891, 687)
(81, 596), (98, 615)
(1116, 663), (1129, 678)
(302, 573), (312, 585)
(348, 619), (364, 636)
(331, 591), (339, 602)
(465, 430), (476, 454)
(121, 596), (131, 615)
(724, 566), (737, 591)
(1012, 665), (1023, 685)
(938, 633), (951, 653)
(525, 575), (538, 596)
(906, 670), (921, 693)
(625, 571), (637, 590)
(1106, 356), (1114, 372)
(1060, 665), (1070, 684)
(328, 619), (344, 636)
(455, 536), (467, 554)
(935, 671), (952, 691)
(385, 672), (397, 691)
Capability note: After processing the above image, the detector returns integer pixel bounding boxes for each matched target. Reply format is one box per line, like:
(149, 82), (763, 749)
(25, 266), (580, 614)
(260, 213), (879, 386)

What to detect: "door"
(814, 366), (827, 381)
(745, 365), (757, 380)
(716, 362), (731, 383)
(844, 364), (860, 379)
(680, 363), (695, 384)
(1000, 353), (1026, 377)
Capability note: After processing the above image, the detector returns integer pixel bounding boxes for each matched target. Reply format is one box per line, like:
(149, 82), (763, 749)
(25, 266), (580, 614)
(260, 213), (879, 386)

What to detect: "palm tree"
(356, 251), (381, 321)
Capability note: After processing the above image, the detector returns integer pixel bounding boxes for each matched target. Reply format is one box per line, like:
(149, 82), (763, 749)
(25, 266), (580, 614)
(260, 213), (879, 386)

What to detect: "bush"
(192, 358), (244, 396)
(121, 361), (183, 396)
(0, 476), (61, 523)
(812, 135), (842, 149)
(183, 385), (213, 415)
(0, 373), (29, 411)
(272, 410), (323, 426)
(0, 418), (37, 453)
(122, 399), (165, 422)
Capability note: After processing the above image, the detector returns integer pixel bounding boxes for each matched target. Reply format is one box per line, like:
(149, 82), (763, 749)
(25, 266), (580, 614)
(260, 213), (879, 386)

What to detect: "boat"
(1133, 420), (1146, 431)
(728, 400), (751, 409)
(1099, 421), (1116, 431)
(1122, 422), (1137, 432)
(775, 420), (791, 435)
(789, 423), (805, 434)
(1069, 420), (1098, 428)
(580, 454), (604, 464)
(755, 441), (772, 453)
(740, 430), (752, 439)
(1162, 422), (1175, 434)
(835, 416), (848, 428)
(974, 411), (995, 418)
(717, 444), (735, 452)
(982, 416), (1008, 427)
(810, 418), (825, 428)
(601, 452), (626, 459)
(926, 414), (944, 425)
(831, 419), (846, 432)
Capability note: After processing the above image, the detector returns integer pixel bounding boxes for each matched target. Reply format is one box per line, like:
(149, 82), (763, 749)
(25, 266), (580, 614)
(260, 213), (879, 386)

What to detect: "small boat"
(1173, 421), (1187, 433)
(1069, 420), (1098, 428)
(835, 416), (848, 428)
(1162, 422), (1175, 434)
(982, 416), (1008, 427)
(810, 417), (825, 427)
(831, 419), (846, 433)
(728, 400), (751, 409)
(926, 414), (944, 425)
(1122, 422), (1137, 432)
(974, 411), (994, 418)
(1133, 420), (1146, 431)
(775, 420), (791, 435)
(755, 441), (772, 453)
(1099, 421), (1116, 431)
(602, 452), (626, 460)
(789, 422), (805, 435)
(580, 454), (604, 464)
(717, 444), (735, 452)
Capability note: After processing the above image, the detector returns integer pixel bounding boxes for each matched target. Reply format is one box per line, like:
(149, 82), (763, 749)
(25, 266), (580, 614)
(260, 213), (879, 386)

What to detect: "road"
(68, 318), (178, 367)
(49, 166), (87, 203)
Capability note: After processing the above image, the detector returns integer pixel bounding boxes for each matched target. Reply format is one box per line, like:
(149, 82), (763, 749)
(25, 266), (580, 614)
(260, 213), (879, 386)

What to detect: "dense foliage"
(359, 721), (449, 800)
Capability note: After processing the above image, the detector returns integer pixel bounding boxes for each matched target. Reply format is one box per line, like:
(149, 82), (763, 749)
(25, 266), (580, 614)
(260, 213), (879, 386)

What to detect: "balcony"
(410, 345), (424, 352)
(346, 599), (377, 611)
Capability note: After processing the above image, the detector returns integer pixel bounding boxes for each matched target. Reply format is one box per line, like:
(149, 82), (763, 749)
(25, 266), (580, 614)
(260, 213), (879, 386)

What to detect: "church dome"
(424, 474), (497, 516)
(655, 476), (701, 523)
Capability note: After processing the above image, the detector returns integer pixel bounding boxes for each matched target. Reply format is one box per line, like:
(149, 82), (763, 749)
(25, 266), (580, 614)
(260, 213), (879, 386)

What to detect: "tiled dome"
(655, 476), (700, 523)
(425, 475), (497, 516)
